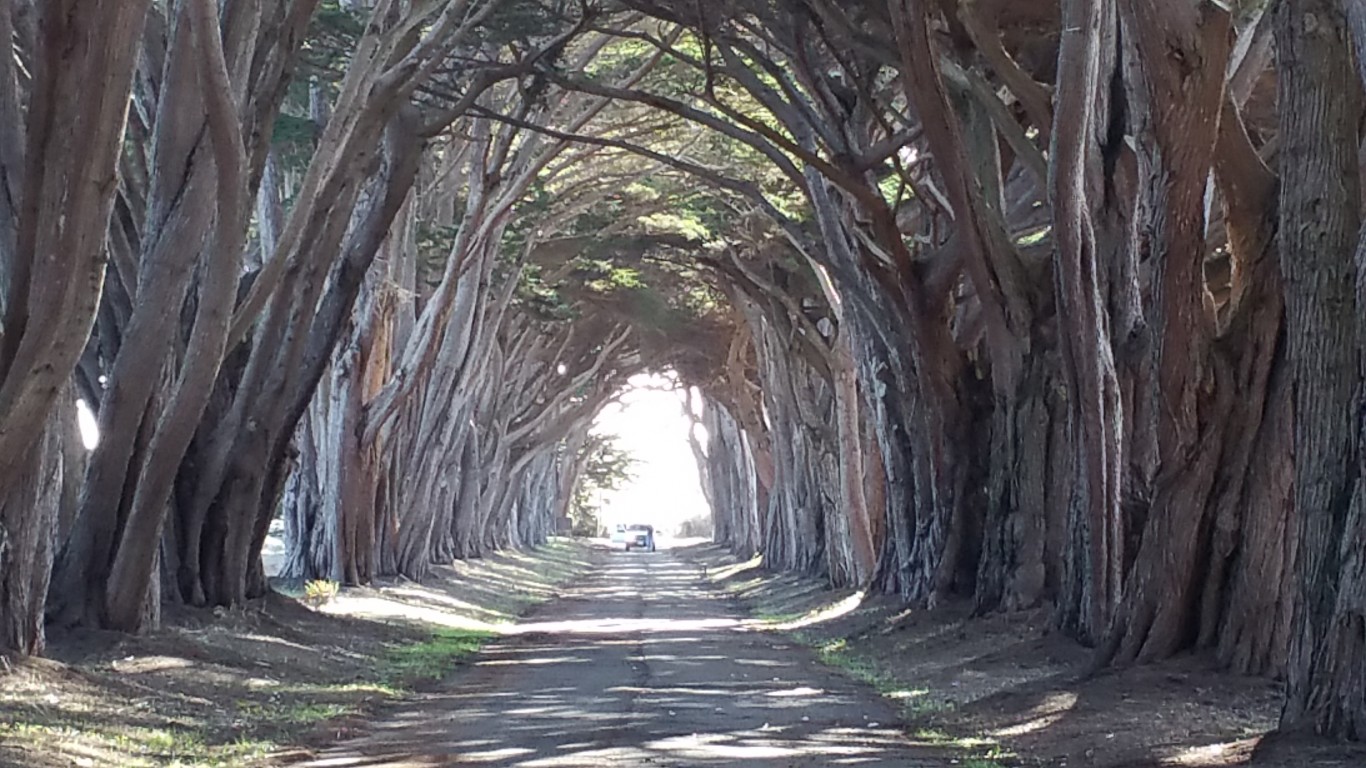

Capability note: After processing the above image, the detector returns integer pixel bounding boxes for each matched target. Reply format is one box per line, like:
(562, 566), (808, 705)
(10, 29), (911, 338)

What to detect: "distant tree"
(568, 433), (636, 537)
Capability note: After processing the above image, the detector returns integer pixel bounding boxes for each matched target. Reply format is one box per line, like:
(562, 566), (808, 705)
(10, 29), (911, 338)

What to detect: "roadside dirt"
(0, 539), (595, 767)
(682, 545), (1366, 768)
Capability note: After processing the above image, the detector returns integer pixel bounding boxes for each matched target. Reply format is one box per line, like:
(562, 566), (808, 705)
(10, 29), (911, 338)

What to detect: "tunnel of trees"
(2, 0), (1365, 742)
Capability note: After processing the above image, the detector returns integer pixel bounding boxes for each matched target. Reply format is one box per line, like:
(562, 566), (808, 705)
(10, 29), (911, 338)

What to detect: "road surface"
(299, 546), (936, 767)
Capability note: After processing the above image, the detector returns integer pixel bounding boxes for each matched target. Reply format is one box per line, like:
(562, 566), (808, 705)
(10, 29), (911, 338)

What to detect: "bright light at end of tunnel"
(75, 399), (100, 450)
(592, 371), (709, 535)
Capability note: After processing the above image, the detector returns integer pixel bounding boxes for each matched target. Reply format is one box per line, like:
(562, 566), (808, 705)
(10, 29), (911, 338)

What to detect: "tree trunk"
(1049, 0), (1125, 645)
(0, 0), (152, 480)
(975, 350), (1061, 613)
(701, 399), (762, 559)
(0, 398), (70, 655)
(101, 0), (253, 630)
(1276, 0), (1366, 739)
(49, 0), (216, 628)
(1098, 0), (1231, 665)
(832, 328), (876, 584)
(175, 109), (423, 607)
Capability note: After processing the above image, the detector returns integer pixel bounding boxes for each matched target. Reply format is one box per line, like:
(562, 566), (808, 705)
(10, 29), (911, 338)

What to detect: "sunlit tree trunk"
(832, 327), (876, 584)
(697, 396), (762, 559)
(1048, 0), (1125, 645)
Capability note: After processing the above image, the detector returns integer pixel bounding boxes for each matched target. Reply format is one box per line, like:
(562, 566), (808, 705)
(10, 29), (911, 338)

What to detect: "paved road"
(300, 547), (934, 767)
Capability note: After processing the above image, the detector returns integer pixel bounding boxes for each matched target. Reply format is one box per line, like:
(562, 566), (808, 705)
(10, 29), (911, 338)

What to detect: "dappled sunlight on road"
(315, 542), (861, 644)
(298, 549), (936, 767)
(506, 616), (745, 635)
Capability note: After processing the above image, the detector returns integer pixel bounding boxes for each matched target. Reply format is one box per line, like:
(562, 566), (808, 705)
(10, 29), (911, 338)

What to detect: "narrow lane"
(301, 546), (936, 766)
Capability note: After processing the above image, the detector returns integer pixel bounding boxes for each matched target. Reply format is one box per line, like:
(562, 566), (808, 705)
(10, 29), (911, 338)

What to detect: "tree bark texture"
(1277, 0), (1366, 738)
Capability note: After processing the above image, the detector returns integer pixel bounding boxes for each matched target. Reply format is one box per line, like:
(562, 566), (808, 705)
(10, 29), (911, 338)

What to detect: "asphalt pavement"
(298, 546), (936, 767)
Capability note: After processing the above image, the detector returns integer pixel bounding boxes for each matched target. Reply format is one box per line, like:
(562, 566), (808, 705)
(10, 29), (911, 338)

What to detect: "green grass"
(0, 720), (276, 766)
(0, 694), (367, 766)
(236, 700), (357, 726)
(753, 609), (807, 625)
(380, 626), (497, 684)
(815, 639), (885, 686)
(2, 626), (496, 765)
(820, 639), (937, 710)
(279, 681), (400, 698)
(0, 539), (599, 767)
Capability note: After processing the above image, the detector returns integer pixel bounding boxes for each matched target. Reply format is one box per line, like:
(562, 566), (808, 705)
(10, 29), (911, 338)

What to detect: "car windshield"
(627, 524), (650, 531)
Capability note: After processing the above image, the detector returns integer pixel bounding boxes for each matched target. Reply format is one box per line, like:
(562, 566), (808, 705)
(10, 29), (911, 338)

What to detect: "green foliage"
(679, 276), (725, 316)
(516, 264), (575, 321)
(574, 258), (645, 293)
(569, 433), (635, 536)
(580, 435), (634, 492)
(1014, 225), (1052, 247)
(878, 172), (909, 208)
(568, 203), (624, 237)
(314, 0), (366, 38)
(297, 2), (365, 90)
(266, 79), (327, 179)
(415, 221), (462, 288)
(582, 37), (655, 82)
(271, 112), (319, 149)
(474, 0), (575, 48)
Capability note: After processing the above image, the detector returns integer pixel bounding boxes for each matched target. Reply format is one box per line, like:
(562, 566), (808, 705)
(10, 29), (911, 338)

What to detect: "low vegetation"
(379, 628), (497, 685)
(0, 539), (596, 768)
(301, 579), (340, 607)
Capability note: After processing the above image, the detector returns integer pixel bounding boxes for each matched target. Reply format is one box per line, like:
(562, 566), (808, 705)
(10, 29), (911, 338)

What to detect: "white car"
(609, 523), (656, 551)
(623, 524), (656, 552)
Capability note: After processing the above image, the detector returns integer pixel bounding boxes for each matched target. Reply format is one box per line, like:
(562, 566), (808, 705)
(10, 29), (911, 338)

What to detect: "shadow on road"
(298, 550), (936, 767)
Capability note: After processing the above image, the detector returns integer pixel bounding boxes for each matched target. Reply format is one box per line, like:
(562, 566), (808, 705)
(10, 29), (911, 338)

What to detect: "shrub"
(302, 579), (340, 607)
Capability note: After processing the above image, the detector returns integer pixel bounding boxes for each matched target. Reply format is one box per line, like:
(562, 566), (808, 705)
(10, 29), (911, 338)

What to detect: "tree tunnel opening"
(577, 371), (711, 544)
(1, 0), (1363, 749)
